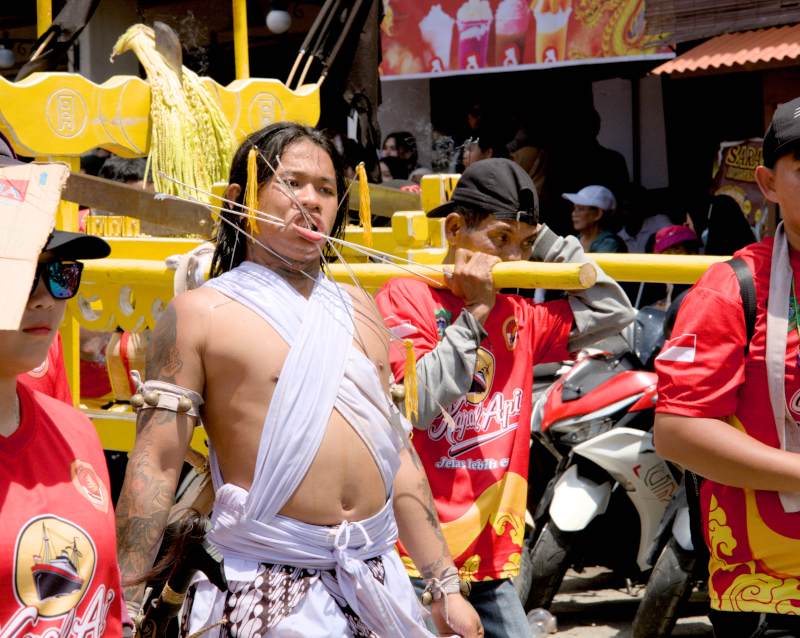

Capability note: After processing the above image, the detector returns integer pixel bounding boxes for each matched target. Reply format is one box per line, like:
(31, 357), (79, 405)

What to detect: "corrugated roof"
(652, 23), (800, 75)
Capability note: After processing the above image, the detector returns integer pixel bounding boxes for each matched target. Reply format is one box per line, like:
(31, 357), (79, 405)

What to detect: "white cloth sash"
(765, 223), (800, 511)
(202, 262), (430, 637)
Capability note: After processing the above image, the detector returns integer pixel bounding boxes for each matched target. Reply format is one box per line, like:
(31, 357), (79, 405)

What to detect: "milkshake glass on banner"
(456, 0), (493, 70)
(420, 4), (456, 72)
(495, 0), (529, 66)
(533, 0), (572, 63)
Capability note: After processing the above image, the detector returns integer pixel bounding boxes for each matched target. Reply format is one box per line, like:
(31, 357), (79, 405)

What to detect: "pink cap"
(654, 225), (699, 254)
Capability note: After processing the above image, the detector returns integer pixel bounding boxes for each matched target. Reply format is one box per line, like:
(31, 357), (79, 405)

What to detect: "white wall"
(78, 0), (138, 82)
(592, 76), (669, 190)
(638, 75), (669, 189)
(378, 79), (432, 167)
(593, 78), (633, 181)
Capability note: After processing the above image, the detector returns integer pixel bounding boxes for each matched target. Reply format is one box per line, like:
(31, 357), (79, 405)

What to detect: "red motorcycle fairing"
(629, 383), (658, 412)
(541, 368), (658, 432)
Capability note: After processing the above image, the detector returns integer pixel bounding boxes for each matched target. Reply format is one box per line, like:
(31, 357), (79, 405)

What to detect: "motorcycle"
(516, 307), (682, 612)
(631, 477), (708, 638)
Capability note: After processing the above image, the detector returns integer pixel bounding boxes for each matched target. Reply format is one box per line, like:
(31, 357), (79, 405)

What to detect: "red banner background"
(380, 0), (670, 78)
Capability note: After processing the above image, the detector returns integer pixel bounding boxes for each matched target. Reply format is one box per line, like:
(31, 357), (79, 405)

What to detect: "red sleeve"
(17, 333), (73, 405)
(375, 279), (443, 382)
(528, 298), (573, 364)
(48, 332), (73, 405)
(655, 263), (747, 418)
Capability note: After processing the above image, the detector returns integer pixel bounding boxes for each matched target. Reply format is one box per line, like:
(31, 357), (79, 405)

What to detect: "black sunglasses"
(31, 261), (84, 300)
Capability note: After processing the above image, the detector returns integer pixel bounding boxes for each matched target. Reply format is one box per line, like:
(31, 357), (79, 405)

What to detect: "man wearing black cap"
(376, 158), (633, 636)
(655, 97), (800, 637)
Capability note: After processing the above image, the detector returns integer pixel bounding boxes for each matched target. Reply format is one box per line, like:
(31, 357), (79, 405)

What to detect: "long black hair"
(704, 194), (757, 256)
(210, 122), (348, 278)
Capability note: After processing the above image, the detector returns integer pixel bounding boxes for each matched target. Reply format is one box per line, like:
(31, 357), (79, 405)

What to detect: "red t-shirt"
(18, 333), (72, 405)
(0, 383), (123, 637)
(376, 278), (572, 581)
(656, 237), (800, 614)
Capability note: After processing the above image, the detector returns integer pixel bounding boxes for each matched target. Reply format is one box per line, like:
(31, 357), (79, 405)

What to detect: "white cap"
(562, 185), (617, 211)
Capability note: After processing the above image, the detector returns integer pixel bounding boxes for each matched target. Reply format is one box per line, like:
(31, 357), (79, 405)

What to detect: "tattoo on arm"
(146, 304), (183, 382)
(419, 556), (449, 580)
(115, 417), (179, 603)
(418, 478), (447, 546)
(409, 445), (424, 471)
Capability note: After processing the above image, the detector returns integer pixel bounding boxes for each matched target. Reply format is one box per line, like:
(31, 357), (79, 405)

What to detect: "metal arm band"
(129, 370), (204, 418)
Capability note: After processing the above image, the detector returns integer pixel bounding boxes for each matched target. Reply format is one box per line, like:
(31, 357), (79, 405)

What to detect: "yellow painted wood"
(57, 156), (81, 406)
(37, 0), (51, 37)
(0, 74), (320, 158)
(86, 407), (208, 453)
(592, 253), (729, 284)
(391, 211), (430, 248)
(326, 261), (596, 290)
(421, 174), (460, 213)
(104, 237), (204, 260)
(232, 0), (250, 80)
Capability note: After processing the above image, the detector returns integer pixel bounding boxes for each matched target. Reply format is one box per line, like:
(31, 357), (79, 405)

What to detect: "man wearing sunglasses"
(0, 150), (123, 635)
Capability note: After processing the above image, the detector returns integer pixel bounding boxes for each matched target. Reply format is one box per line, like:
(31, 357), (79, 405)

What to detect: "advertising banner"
(711, 139), (768, 240)
(380, 0), (672, 79)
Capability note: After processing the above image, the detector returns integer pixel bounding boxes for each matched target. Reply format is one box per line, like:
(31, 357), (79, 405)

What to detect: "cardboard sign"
(0, 161), (69, 329)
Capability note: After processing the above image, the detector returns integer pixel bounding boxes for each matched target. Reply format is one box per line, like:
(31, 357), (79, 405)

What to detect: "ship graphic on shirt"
(31, 522), (84, 600)
(14, 515), (97, 619)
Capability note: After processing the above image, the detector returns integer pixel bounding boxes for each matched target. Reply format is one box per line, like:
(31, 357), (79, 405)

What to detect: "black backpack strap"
(685, 258), (755, 564)
(726, 257), (757, 355)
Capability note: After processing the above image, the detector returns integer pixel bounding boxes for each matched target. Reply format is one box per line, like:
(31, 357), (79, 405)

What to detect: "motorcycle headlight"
(550, 417), (614, 445)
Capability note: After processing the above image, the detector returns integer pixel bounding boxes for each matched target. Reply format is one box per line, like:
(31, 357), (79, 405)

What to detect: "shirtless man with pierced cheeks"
(115, 122), (482, 637)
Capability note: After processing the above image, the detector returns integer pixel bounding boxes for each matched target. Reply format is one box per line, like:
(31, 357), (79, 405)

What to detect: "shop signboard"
(380, 0), (673, 79)
(711, 139), (768, 240)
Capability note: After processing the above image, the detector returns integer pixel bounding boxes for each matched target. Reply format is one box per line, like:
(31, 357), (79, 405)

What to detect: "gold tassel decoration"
(403, 339), (418, 422)
(356, 162), (373, 247)
(244, 147), (259, 236)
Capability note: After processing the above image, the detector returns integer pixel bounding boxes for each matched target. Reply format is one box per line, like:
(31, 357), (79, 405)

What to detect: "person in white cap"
(563, 185), (627, 253)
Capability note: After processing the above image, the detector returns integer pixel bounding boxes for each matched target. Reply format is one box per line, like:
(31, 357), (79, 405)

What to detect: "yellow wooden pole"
(326, 261), (597, 290)
(37, 0), (52, 37)
(56, 157), (82, 406)
(590, 254), (728, 285)
(232, 0), (250, 80)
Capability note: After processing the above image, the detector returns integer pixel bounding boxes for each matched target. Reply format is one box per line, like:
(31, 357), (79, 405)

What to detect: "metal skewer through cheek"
(157, 170), (450, 284)
(156, 170), (459, 431)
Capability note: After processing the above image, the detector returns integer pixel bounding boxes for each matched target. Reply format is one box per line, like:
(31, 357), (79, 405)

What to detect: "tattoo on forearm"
(418, 478), (447, 546)
(409, 446), (424, 471)
(146, 304), (183, 382)
(115, 437), (175, 602)
(419, 556), (448, 580)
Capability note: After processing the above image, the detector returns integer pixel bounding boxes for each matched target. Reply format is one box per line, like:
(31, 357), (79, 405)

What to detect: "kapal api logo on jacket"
(466, 348), (495, 404)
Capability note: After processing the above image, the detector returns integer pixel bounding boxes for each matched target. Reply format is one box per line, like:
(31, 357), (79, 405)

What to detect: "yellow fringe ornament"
(356, 162), (373, 247)
(244, 147), (259, 236)
(403, 339), (419, 422)
(110, 24), (234, 203)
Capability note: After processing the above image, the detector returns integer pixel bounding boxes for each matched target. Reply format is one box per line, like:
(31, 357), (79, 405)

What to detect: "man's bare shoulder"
(340, 282), (373, 306)
(341, 283), (382, 319)
(146, 287), (229, 385)
(169, 286), (233, 328)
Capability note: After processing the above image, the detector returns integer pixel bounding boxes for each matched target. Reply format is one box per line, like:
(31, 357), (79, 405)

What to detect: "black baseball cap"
(763, 96), (800, 168)
(427, 158), (539, 225)
(42, 230), (110, 261)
